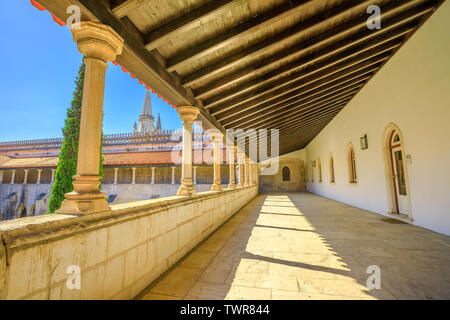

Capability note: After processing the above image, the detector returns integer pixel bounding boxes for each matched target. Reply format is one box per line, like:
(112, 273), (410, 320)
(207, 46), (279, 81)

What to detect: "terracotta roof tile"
(0, 148), (230, 169)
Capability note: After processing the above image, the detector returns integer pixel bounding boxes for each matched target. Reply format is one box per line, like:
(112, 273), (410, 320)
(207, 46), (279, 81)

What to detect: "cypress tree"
(48, 60), (104, 213)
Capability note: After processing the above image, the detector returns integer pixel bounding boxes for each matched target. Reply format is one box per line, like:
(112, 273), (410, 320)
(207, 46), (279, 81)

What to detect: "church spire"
(141, 89), (152, 117)
(139, 89), (155, 132)
(156, 113), (161, 131)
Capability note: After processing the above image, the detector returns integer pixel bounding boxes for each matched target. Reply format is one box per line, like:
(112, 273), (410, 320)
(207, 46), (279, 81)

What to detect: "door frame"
(382, 123), (413, 221)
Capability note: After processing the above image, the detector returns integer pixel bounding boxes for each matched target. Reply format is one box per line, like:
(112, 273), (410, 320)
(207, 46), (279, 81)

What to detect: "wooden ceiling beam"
(240, 86), (362, 130)
(215, 53), (389, 122)
(181, 0), (373, 87)
(261, 101), (348, 139)
(111, 0), (146, 18)
(276, 102), (349, 133)
(280, 121), (332, 150)
(232, 100), (346, 142)
(143, 0), (241, 51)
(213, 49), (391, 120)
(263, 97), (352, 133)
(249, 110), (342, 155)
(220, 64), (375, 129)
(203, 23), (415, 109)
(193, 0), (431, 99)
(279, 107), (345, 136)
(166, 0), (312, 72)
(227, 75), (370, 129)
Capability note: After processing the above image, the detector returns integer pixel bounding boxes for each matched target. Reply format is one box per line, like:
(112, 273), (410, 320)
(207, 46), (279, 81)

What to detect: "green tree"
(48, 61), (104, 213)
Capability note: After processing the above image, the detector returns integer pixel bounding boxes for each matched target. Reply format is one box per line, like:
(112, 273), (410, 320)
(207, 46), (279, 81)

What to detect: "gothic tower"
(156, 113), (161, 131)
(139, 89), (155, 132)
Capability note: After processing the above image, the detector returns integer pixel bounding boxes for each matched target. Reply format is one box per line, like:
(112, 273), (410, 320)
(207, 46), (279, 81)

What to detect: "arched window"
(318, 158), (322, 183)
(348, 144), (357, 183)
(329, 153), (335, 183)
(282, 166), (290, 181)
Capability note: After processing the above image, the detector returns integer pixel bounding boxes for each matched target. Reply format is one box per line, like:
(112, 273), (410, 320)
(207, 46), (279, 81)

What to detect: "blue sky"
(0, 1), (183, 142)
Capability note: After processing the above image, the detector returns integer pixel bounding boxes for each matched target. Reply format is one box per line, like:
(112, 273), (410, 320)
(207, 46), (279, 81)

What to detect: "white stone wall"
(0, 186), (258, 299)
(304, 1), (450, 236)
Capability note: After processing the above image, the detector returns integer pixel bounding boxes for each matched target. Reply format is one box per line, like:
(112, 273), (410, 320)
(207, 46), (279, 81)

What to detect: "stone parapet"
(0, 186), (258, 299)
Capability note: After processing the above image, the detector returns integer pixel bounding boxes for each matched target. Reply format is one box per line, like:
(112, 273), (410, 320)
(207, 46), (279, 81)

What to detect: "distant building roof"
(0, 147), (230, 169)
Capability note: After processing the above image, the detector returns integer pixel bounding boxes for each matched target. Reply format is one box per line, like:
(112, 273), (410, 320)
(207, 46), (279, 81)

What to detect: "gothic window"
(329, 153), (335, 183)
(348, 144), (357, 183)
(282, 166), (290, 181)
(318, 158), (322, 183)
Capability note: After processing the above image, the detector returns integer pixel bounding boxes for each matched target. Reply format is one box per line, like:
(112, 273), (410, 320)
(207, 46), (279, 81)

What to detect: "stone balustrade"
(0, 185), (258, 299)
(0, 129), (206, 152)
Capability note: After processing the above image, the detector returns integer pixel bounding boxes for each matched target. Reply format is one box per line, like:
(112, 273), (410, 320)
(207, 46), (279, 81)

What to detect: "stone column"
(176, 106), (200, 196)
(244, 156), (250, 187)
(151, 167), (155, 184)
(210, 131), (223, 192)
(193, 166), (197, 185)
(227, 146), (236, 189)
(171, 167), (175, 185)
(37, 169), (42, 185)
(113, 168), (119, 185)
(23, 170), (29, 185)
(131, 167), (136, 185)
(57, 22), (123, 215)
(10, 170), (15, 184)
(51, 169), (55, 184)
(255, 164), (259, 186)
(249, 162), (254, 186)
(253, 163), (257, 185)
(0, 170), (3, 184)
(237, 151), (244, 188)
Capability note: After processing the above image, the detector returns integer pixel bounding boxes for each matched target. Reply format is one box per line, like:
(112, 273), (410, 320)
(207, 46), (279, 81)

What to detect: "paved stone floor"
(137, 192), (450, 300)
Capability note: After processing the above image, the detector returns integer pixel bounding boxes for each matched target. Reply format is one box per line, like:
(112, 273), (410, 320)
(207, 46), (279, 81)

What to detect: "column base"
(56, 191), (110, 215)
(211, 184), (223, 192)
(177, 184), (196, 196)
(227, 183), (236, 189)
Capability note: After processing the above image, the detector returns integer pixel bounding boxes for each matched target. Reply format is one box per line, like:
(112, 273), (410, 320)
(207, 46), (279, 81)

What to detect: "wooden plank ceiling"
(41, 0), (441, 155)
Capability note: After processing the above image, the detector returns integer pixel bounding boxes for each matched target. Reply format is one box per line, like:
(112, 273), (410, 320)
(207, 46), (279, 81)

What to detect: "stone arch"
(329, 152), (335, 183)
(17, 203), (27, 218)
(347, 142), (357, 183)
(282, 166), (290, 181)
(382, 123), (413, 220)
(317, 158), (322, 182)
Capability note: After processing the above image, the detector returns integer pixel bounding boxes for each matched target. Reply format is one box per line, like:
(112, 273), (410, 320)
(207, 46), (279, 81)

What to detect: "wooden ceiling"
(40, 0), (442, 155)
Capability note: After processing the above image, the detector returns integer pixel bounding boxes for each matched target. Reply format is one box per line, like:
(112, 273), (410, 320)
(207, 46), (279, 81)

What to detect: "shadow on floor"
(136, 192), (450, 300)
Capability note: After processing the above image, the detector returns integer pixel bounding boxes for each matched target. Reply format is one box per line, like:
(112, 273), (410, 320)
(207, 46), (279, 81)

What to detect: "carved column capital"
(176, 106), (200, 122)
(72, 21), (124, 62)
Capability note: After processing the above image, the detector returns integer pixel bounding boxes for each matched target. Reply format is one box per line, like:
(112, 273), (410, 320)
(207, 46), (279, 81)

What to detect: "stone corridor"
(137, 192), (450, 300)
